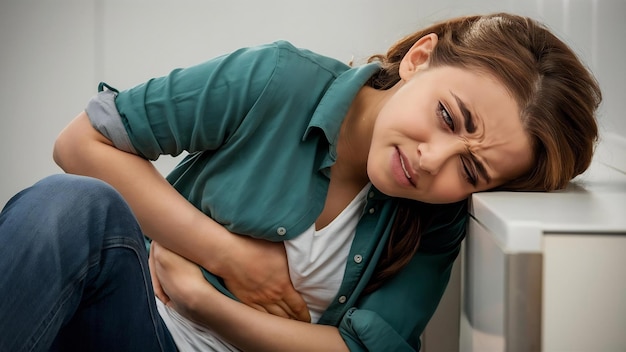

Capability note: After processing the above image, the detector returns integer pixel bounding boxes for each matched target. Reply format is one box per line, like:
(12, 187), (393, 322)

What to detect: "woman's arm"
(53, 112), (309, 321)
(151, 241), (349, 352)
(54, 112), (226, 271)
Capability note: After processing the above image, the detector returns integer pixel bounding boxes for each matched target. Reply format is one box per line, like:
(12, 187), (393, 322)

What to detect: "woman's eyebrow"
(451, 92), (476, 133)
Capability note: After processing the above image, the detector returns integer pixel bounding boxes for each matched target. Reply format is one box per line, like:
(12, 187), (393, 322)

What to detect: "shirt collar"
(303, 62), (381, 147)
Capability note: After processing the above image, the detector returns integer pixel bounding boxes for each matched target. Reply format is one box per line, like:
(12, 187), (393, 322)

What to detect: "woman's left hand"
(149, 243), (349, 352)
(149, 241), (210, 315)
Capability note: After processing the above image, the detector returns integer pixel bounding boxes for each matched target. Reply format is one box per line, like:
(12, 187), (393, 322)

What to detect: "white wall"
(1, 0), (624, 207)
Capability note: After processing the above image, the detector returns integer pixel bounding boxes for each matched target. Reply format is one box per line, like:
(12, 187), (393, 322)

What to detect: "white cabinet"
(460, 133), (626, 351)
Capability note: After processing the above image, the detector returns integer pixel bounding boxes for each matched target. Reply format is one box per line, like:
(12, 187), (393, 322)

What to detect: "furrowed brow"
(451, 92), (476, 134)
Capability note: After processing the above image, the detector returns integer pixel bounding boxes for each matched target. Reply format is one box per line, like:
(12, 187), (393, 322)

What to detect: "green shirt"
(105, 41), (467, 351)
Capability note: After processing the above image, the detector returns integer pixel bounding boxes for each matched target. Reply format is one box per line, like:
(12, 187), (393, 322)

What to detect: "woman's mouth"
(393, 147), (416, 187)
(399, 153), (412, 181)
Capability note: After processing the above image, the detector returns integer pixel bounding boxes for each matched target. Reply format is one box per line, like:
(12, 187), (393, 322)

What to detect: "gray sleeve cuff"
(85, 90), (138, 155)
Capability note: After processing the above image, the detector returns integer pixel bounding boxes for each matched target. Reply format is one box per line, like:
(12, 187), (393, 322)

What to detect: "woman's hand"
(217, 235), (311, 322)
(149, 242), (171, 307)
(149, 241), (209, 316)
(150, 243), (348, 352)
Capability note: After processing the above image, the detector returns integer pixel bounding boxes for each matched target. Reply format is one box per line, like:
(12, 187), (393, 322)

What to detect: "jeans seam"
(24, 259), (91, 352)
(22, 234), (171, 352)
(102, 236), (172, 352)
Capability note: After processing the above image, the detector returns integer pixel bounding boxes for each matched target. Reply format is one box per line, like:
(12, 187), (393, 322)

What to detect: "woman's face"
(367, 64), (533, 204)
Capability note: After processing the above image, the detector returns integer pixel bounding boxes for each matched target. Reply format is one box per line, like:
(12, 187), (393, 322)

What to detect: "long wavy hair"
(365, 13), (602, 292)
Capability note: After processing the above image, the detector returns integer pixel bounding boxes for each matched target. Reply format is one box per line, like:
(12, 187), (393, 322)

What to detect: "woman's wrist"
(177, 277), (223, 323)
(190, 213), (237, 275)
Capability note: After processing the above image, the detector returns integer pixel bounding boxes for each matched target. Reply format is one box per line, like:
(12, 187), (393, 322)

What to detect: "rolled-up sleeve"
(340, 308), (415, 351)
(87, 43), (280, 160)
(86, 88), (138, 155)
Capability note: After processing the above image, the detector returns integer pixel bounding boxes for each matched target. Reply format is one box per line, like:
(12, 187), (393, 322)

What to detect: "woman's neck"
(334, 84), (395, 183)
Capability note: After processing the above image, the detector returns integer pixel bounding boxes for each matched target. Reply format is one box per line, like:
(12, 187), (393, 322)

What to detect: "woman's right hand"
(215, 234), (311, 322)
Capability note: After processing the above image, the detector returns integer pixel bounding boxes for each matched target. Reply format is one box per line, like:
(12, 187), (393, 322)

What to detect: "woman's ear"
(399, 33), (438, 81)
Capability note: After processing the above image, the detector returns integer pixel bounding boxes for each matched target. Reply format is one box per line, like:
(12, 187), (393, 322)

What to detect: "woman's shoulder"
(262, 40), (351, 77)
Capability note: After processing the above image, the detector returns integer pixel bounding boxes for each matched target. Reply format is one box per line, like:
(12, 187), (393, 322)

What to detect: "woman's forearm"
(183, 284), (349, 352)
(151, 232), (342, 350)
(53, 111), (231, 273)
(56, 112), (311, 321)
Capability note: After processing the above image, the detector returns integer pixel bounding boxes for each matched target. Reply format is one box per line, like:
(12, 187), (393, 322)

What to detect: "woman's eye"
(438, 102), (455, 131)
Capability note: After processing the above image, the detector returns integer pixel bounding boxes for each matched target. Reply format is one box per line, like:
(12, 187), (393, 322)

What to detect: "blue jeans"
(0, 174), (176, 352)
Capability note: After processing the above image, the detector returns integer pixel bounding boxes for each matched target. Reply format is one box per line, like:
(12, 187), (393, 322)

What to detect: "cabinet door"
(543, 234), (626, 351)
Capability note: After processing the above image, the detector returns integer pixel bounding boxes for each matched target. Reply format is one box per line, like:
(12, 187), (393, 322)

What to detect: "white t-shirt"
(157, 184), (370, 351)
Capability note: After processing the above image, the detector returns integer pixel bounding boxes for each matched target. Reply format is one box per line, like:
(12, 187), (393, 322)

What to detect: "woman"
(0, 13), (600, 351)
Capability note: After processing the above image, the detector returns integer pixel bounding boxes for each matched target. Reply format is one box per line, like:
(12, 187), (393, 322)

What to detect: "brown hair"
(366, 13), (602, 292)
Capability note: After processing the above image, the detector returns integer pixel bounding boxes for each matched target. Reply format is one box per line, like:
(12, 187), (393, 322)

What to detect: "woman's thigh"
(0, 174), (176, 352)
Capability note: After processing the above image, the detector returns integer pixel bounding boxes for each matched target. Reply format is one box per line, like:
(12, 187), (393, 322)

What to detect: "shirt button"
(338, 296), (347, 304)
(354, 254), (363, 263)
(368, 191), (375, 199)
(368, 207), (375, 214)
(276, 227), (287, 236)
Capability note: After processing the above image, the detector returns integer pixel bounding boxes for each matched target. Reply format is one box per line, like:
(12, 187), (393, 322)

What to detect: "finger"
(248, 302), (293, 320)
(273, 297), (299, 319)
(264, 303), (293, 319)
(281, 288), (311, 322)
(149, 243), (170, 304)
(248, 303), (269, 315)
(238, 290), (299, 320)
(275, 301), (300, 320)
(151, 266), (170, 304)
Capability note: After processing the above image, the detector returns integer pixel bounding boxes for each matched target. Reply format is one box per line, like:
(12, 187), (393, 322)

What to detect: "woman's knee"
(1, 174), (138, 240)
(16, 174), (126, 214)
(33, 174), (121, 202)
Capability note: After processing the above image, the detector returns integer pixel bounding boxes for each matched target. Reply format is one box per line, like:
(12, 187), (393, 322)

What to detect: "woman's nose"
(417, 138), (465, 175)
